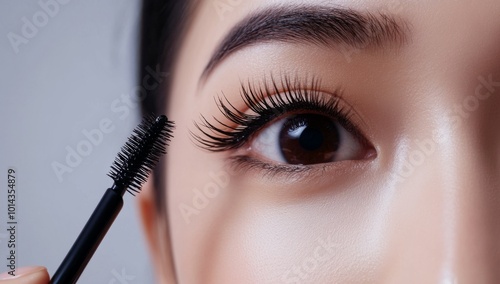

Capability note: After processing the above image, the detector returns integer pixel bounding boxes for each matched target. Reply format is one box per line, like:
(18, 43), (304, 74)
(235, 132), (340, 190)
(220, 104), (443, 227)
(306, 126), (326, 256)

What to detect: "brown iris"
(279, 114), (340, 165)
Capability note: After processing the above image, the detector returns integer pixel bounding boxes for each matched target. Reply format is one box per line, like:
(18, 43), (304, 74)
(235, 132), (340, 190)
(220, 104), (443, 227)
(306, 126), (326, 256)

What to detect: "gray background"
(0, 0), (155, 283)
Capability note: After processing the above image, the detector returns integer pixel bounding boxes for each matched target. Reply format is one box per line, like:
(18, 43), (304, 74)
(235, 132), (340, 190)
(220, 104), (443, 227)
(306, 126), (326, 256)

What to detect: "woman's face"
(145, 0), (500, 282)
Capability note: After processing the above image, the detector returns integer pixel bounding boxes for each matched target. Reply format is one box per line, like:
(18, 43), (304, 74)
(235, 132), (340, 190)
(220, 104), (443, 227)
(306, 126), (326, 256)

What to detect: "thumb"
(0, 267), (49, 284)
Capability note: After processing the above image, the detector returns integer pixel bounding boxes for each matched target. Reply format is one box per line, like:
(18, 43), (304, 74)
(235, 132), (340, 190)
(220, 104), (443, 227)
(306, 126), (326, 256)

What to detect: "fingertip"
(0, 266), (49, 284)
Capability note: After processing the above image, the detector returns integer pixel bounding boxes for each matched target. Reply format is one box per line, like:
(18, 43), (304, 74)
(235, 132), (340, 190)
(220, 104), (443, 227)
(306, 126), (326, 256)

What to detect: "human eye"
(251, 112), (368, 165)
(191, 74), (376, 174)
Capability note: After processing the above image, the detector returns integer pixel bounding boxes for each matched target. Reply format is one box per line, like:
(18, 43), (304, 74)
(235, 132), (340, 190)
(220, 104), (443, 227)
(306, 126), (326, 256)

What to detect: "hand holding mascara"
(50, 115), (173, 284)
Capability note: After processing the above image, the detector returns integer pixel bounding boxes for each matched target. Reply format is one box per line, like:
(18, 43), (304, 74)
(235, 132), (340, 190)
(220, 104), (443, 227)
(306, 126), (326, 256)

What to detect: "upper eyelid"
(238, 74), (370, 142)
(234, 73), (345, 117)
(191, 73), (370, 152)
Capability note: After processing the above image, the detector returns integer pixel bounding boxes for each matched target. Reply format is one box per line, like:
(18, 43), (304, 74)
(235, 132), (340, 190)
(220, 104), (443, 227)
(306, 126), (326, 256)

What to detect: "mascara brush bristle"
(108, 114), (173, 196)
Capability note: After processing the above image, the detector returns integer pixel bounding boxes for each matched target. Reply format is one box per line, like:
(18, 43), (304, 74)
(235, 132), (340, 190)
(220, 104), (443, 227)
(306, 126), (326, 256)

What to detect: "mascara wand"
(51, 115), (173, 284)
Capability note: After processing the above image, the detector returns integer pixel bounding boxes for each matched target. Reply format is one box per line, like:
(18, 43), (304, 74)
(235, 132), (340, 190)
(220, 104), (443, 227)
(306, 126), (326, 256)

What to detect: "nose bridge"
(384, 118), (500, 283)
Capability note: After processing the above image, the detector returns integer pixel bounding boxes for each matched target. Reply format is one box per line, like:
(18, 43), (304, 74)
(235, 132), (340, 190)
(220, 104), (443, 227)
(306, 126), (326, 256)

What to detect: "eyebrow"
(200, 5), (409, 81)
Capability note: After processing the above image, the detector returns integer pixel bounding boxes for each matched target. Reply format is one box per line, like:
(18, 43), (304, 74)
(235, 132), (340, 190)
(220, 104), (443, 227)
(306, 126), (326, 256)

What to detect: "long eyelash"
(191, 74), (357, 152)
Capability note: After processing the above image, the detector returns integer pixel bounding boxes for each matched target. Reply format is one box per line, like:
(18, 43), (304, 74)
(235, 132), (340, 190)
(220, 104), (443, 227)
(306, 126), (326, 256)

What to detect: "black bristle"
(108, 114), (173, 196)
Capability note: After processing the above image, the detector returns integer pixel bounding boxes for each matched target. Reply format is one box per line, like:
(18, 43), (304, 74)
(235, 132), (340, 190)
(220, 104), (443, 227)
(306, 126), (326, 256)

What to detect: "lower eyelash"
(191, 73), (357, 152)
(229, 155), (314, 177)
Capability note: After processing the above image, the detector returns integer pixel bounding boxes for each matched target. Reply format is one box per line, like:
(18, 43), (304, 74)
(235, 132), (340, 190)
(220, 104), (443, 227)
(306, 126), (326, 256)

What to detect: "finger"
(0, 266), (50, 284)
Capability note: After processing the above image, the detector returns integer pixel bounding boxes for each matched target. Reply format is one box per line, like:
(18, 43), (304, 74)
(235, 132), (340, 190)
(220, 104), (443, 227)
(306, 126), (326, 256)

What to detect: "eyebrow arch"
(200, 5), (409, 82)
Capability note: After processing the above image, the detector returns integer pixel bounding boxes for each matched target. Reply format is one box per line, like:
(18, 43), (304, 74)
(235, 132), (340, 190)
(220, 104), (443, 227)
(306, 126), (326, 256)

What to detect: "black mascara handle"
(51, 187), (123, 284)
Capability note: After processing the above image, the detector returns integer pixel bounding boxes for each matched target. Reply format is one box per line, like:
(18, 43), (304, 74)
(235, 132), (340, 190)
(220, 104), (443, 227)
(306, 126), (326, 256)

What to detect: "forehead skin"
(164, 0), (500, 283)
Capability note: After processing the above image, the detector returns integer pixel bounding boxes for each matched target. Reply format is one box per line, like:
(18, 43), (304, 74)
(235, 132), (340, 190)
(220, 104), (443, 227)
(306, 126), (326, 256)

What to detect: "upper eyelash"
(191, 74), (358, 152)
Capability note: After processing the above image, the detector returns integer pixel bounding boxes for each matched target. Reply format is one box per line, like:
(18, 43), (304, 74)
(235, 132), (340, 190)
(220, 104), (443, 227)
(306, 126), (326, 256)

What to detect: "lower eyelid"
(227, 155), (321, 177)
(226, 154), (376, 185)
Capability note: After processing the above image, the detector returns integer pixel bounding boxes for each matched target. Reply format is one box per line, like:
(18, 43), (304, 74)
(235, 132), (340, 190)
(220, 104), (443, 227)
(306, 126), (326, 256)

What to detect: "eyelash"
(191, 74), (367, 156)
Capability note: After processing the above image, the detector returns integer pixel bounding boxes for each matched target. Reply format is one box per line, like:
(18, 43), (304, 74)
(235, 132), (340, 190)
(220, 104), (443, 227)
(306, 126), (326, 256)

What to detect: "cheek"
(205, 204), (383, 283)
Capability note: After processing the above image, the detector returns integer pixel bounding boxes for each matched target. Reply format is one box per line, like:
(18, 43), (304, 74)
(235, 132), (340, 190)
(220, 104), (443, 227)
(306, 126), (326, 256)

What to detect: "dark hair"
(139, 0), (193, 212)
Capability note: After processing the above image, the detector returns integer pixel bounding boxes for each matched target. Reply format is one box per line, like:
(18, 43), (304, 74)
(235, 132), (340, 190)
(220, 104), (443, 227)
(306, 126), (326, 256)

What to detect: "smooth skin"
(147, 0), (500, 283)
(5, 0), (500, 283)
(0, 267), (49, 284)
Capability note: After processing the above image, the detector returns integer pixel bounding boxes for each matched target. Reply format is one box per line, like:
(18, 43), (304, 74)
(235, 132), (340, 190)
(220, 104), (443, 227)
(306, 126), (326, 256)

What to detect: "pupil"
(299, 127), (324, 151)
(279, 114), (340, 165)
